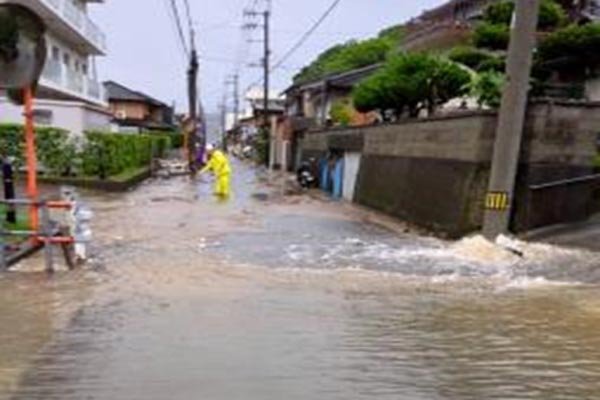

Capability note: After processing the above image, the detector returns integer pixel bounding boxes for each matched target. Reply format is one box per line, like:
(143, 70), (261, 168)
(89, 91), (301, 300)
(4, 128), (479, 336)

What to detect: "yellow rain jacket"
(200, 150), (232, 197)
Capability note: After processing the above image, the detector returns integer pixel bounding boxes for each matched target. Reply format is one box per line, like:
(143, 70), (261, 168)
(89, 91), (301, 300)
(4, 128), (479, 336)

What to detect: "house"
(228, 88), (284, 144)
(284, 64), (381, 127)
(0, 0), (111, 135)
(400, 0), (498, 52)
(104, 81), (175, 133)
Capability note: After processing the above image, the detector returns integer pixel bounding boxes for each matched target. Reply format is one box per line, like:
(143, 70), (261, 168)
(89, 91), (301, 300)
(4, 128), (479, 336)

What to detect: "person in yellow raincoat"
(199, 144), (232, 198)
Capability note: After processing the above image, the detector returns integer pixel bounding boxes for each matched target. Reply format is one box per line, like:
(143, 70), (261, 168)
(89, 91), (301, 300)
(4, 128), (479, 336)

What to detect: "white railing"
(40, 0), (107, 53)
(42, 58), (62, 84)
(40, 60), (105, 104)
(66, 68), (84, 94)
(86, 78), (100, 99)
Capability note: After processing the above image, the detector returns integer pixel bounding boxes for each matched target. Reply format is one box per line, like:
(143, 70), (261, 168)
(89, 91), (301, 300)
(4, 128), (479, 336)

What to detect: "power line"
(168, 0), (189, 56)
(271, 0), (343, 71)
(181, 0), (196, 49)
(244, 0), (343, 90)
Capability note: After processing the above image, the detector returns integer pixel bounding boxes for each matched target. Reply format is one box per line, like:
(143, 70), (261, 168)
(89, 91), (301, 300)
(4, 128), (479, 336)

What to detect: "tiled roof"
(104, 80), (167, 107)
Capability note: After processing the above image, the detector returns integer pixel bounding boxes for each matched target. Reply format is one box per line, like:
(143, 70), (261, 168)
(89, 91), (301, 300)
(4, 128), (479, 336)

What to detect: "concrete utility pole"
(232, 73), (240, 131)
(221, 81), (228, 150)
(243, 2), (271, 164)
(224, 74), (239, 152)
(187, 48), (199, 170)
(263, 8), (270, 133)
(482, 0), (541, 240)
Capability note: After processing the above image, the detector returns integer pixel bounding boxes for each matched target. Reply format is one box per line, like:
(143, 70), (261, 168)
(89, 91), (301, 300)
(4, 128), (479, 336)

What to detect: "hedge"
(0, 124), (74, 175)
(473, 23), (511, 51)
(0, 124), (175, 179)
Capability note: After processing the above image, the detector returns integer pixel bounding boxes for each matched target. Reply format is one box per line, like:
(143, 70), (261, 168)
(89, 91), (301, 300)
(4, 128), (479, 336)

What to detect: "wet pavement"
(2, 160), (600, 399)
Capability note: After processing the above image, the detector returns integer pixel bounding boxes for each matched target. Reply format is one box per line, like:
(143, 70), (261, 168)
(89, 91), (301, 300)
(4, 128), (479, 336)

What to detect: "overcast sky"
(91, 0), (445, 114)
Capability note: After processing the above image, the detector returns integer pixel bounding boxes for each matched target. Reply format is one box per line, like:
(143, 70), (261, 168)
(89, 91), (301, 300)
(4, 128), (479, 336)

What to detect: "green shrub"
(143, 130), (183, 150)
(0, 124), (75, 176)
(330, 100), (353, 126)
(594, 154), (600, 169)
(81, 132), (164, 178)
(484, 0), (567, 31)
(478, 57), (506, 72)
(293, 37), (393, 84)
(0, 124), (175, 180)
(353, 53), (471, 118)
(483, 1), (515, 25)
(470, 71), (505, 108)
(537, 23), (600, 78)
(473, 23), (511, 51)
(448, 46), (501, 71)
(378, 24), (404, 41)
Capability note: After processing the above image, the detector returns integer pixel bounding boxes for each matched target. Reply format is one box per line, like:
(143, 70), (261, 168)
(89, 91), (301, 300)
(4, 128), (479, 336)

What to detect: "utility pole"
(263, 7), (270, 134)
(232, 73), (240, 131)
(187, 48), (199, 171)
(483, 0), (541, 239)
(221, 80), (229, 151)
(243, 1), (271, 164)
(223, 74), (239, 152)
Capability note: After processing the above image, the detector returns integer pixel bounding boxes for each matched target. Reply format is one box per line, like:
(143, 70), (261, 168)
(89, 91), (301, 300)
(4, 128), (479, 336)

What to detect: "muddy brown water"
(2, 161), (600, 400)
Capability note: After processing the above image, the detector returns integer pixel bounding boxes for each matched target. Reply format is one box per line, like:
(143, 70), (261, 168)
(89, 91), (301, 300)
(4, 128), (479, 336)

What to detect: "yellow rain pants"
(200, 150), (232, 197)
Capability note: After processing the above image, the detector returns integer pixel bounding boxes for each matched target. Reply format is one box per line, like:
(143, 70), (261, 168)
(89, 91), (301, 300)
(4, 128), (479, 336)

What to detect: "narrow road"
(2, 160), (600, 400)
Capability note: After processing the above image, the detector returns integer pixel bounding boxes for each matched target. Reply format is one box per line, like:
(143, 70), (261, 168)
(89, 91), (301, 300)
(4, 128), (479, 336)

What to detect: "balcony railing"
(41, 59), (106, 104)
(40, 0), (107, 53)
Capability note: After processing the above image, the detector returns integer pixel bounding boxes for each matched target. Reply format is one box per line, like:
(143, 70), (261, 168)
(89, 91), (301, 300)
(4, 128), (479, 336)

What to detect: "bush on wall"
(0, 124), (174, 179)
(353, 53), (471, 118)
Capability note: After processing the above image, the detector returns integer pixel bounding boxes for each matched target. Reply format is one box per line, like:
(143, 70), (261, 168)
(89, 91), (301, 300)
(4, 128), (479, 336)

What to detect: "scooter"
(297, 161), (317, 189)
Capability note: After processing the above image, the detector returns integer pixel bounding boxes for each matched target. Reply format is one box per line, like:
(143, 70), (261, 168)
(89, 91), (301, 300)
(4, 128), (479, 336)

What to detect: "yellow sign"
(485, 192), (510, 211)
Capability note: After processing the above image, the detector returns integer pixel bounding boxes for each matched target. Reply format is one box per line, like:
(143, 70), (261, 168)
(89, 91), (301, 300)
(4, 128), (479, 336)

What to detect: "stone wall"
(300, 102), (600, 238)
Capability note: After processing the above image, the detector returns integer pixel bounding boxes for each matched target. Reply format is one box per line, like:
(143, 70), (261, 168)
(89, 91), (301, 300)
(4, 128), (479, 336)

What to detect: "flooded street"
(2, 161), (600, 399)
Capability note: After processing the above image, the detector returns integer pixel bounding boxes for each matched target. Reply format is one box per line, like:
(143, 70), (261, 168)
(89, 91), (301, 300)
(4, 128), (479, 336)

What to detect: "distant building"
(104, 81), (175, 133)
(284, 64), (381, 127)
(400, 0), (497, 52)
(0, 0), (111, 135)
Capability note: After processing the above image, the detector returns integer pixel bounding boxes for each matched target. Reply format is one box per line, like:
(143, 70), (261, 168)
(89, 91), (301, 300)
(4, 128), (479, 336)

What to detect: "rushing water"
(2, 161), (600, 400)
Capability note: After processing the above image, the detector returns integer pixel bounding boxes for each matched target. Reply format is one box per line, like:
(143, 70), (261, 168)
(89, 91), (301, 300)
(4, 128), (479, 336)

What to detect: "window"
(32, 109), (53, 125)
(63, 53), (71, 67)
(52, 46), (60, 61)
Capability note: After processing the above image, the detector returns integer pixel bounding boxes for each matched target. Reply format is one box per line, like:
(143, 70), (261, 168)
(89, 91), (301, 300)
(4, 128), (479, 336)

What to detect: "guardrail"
(525, 173), (600, 231)
(0, 192), (92, 273)
(529, 174), (600, 191)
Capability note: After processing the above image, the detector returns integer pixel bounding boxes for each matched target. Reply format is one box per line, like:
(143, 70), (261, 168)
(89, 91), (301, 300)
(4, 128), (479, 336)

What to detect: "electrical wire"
(271, 0), (342, 72)
(181, 0), (196, 49)
(167, 0), (189, 56)
(244, 0), (343, 90)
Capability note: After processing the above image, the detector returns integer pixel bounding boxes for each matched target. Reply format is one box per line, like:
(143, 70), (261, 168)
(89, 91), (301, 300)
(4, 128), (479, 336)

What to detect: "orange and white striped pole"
(23, 87), (39, 231)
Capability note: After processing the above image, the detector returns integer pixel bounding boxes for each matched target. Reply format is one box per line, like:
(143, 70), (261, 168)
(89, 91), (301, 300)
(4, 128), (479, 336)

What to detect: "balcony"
(0, 0), (107, 55)
(41, 58), (106, 105)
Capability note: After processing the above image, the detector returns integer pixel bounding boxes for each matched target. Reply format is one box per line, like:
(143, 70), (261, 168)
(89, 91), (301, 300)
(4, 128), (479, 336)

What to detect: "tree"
(448, 46), (497, 71)
(353, 53), (471, 118)
(536, 22), (600, 78)
(470, 71), (505, 108)
(293, 37), (394, 84)
(483, 0), (567, 30)
(330, 100), (353, 126)
(473, 23), (511, 51)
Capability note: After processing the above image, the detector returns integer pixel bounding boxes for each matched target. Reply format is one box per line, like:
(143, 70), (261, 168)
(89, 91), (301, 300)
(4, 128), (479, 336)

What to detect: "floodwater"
(2, 160), (600, 400)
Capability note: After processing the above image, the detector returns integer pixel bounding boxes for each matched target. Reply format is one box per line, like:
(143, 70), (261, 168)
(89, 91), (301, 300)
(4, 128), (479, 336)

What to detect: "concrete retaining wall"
(300, 102), (600, 237)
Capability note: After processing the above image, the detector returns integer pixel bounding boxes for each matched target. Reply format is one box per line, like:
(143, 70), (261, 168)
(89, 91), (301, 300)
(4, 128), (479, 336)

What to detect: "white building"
(0, 0), (110, 135)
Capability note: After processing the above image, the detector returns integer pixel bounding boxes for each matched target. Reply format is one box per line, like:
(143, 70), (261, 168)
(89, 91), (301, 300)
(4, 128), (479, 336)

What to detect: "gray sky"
(91, 0), (445, 114)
